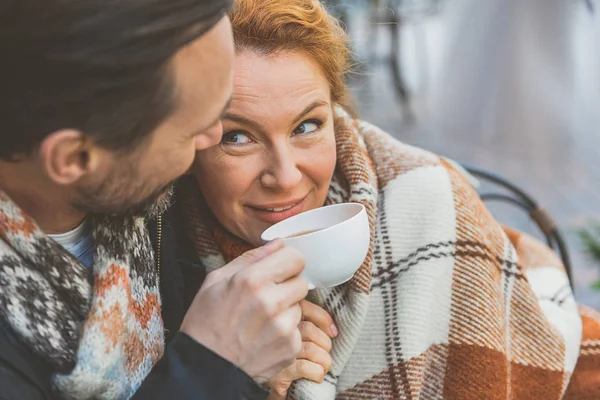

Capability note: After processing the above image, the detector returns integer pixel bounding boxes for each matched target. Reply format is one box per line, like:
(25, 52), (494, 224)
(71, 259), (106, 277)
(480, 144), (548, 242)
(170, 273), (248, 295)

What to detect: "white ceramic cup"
(261, 203), (370, 290)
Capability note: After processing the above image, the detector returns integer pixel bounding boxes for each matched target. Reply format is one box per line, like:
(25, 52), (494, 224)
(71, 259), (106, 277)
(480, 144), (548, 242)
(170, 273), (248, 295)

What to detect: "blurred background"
(324, 0), (600, 307)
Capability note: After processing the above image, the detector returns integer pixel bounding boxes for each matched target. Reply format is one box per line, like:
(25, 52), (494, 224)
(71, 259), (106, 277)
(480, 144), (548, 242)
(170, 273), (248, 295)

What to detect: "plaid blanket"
(179, 107), (600, 399)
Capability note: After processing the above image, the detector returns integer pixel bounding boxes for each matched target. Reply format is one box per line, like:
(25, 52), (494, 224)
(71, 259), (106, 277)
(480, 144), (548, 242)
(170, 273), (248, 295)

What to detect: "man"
(0, 0), (314, 398)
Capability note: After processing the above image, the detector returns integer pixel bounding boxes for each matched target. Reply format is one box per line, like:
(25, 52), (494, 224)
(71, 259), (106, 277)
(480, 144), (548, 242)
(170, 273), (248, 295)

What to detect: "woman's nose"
(260, 150), (302, 191)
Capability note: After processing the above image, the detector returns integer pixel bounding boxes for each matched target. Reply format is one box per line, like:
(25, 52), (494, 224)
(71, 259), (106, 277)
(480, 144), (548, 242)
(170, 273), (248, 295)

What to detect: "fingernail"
(330, 324), (338, 337)
(265, 238), (282, 249)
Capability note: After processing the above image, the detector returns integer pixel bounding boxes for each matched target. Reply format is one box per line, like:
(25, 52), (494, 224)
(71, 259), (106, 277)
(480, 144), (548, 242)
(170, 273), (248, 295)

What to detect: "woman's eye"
(293, 120), (321, 136)
(222, 131), (252, 145)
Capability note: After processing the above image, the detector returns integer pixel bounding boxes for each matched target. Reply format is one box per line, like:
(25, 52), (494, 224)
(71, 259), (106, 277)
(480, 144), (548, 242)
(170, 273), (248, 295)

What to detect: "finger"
(241, 238), (285, 263)
(297, 341), (333, 373)
(284, 303), (304, 339)
(300, 300), (338, 337)
(263, 274), (309, 312)
(203, 239), (285, 287)
(269, 303), (303, 357)
(299, 321), (332, 353)
(224, 239), (286, 278)
(249, 246), (306, 284)
(292, 359), (326, 383)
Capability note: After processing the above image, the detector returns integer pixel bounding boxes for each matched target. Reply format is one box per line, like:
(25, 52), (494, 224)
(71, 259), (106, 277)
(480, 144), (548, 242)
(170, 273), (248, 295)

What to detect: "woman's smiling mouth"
(246, 195), (308, 224)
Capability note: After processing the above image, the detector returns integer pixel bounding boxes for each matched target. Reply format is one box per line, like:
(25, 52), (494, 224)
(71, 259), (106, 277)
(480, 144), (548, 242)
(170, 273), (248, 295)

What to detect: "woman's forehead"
(234, 51), (328, 91)
(229, 51), (331, 116)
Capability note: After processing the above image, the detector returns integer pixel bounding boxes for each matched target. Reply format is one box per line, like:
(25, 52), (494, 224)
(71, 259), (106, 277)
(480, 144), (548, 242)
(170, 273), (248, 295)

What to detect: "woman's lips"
(246, 196), (307, 225)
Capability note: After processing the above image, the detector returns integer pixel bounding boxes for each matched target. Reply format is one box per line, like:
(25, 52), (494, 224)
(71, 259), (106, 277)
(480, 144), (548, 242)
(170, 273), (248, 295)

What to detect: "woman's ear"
(38, 130), (96, 185)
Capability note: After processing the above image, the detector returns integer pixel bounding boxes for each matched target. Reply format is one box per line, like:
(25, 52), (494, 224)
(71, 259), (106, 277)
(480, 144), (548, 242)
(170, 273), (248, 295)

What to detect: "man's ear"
(38, 130), (101, 185)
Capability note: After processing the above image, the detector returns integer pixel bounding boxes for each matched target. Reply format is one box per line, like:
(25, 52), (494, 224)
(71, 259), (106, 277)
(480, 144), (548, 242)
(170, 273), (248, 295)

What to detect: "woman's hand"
(266, 300), (338, 399)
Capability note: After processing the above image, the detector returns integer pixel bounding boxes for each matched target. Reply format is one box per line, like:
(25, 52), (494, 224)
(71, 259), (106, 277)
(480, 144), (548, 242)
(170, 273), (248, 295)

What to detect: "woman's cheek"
(220, 160), (261, 210)
(315, 138), (337, 182)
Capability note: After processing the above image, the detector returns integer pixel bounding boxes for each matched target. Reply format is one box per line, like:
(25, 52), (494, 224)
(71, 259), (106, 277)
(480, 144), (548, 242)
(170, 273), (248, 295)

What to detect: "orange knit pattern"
(0, 191), (164, 399)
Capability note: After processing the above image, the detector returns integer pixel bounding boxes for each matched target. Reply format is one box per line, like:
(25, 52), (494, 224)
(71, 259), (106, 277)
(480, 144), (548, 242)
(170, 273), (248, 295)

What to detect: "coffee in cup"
(284, 229), (321, 239)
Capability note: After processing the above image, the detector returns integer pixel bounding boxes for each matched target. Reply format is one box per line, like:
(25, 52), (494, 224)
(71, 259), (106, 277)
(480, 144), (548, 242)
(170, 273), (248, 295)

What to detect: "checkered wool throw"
(179, 107), (600, 399)
(0, 193), (164, 399)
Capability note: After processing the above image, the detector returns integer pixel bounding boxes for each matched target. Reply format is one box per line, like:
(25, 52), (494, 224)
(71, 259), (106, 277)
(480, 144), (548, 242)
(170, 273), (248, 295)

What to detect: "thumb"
(204, 239), (284, 287)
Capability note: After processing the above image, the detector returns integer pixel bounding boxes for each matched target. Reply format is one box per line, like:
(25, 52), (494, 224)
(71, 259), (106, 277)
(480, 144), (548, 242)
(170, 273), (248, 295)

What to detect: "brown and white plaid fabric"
(179, 107), (600, 399)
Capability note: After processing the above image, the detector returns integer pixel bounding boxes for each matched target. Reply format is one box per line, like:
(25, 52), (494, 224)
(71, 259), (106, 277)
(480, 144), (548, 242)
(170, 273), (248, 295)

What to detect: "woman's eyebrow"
(221, 112), (263, 131)
(222, 99), (329, 132)
(291, 100), (329, 125)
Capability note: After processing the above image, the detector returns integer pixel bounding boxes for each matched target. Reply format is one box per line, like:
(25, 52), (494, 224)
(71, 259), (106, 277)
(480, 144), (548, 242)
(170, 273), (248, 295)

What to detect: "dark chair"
(460, 162), (574, 290)
(368, 0), (442, 108)
(323, 0), (414, 108)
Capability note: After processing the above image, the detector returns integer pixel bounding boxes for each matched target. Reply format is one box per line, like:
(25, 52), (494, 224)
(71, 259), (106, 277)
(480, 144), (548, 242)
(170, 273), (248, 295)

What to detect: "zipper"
(156, 214), (163, 281)
(155, 214), (168, 338)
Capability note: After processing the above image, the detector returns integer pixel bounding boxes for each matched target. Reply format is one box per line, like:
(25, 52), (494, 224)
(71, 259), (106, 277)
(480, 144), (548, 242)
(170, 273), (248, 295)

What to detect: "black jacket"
(0, 204), (268, 400)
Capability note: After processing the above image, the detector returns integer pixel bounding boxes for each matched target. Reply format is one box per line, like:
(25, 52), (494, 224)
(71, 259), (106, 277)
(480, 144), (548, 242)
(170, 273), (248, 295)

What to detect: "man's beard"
(73, 163), (176, 219)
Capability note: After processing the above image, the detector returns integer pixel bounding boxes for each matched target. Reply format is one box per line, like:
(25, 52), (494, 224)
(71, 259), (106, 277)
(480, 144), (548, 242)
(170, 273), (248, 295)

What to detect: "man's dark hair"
(0, 0), (232, 161)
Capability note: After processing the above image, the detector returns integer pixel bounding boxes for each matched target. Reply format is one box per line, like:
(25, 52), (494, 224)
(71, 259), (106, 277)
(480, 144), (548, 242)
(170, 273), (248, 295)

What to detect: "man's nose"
(195, 121), (224, 150)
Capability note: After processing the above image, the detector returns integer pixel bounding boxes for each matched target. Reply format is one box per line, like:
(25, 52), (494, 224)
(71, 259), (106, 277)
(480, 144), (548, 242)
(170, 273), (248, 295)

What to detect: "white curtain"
(428, 0), (600, 147)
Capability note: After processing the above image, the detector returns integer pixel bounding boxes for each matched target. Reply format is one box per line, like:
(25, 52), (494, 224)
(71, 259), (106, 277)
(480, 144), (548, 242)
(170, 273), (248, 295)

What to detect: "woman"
(177, 0), (600, 398)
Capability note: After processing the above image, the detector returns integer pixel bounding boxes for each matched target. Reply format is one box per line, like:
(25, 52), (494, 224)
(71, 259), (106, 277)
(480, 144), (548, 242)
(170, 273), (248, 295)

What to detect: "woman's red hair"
(230, 0), (353, 108)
